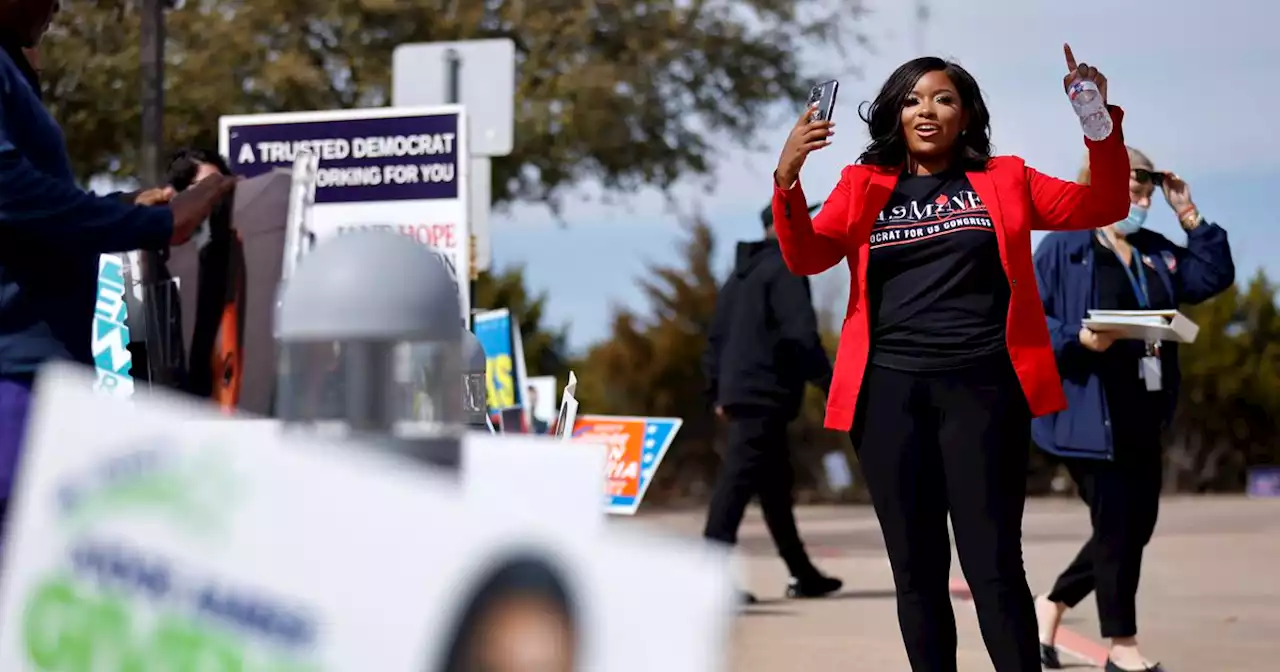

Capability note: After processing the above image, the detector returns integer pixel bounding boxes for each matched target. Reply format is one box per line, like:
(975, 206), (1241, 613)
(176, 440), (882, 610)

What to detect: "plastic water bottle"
(1067, 79), (1112, 141)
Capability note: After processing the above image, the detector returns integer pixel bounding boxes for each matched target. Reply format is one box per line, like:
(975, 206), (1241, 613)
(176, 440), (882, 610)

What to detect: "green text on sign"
(23, 577), (319, 672)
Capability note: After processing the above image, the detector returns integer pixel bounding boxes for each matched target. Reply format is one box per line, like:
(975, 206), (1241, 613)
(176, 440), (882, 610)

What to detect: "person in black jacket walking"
(702, 203), (843, 604)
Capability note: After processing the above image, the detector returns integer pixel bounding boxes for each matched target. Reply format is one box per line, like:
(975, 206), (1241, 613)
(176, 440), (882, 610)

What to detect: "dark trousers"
(703, 408), (813, 577)
(1046, 431), (1162, 639)
(852, 362), (1039, 672)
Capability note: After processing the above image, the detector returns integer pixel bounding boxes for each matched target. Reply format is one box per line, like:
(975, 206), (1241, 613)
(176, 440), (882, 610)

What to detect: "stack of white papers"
(1082, 309), (1200, 343)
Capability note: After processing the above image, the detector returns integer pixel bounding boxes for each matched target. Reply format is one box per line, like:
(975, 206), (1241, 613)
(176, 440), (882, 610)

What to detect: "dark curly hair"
(857, 57), (993, 171)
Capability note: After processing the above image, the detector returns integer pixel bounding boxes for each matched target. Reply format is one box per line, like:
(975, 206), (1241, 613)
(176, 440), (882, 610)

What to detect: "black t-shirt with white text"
(867, 170), (1010, 370)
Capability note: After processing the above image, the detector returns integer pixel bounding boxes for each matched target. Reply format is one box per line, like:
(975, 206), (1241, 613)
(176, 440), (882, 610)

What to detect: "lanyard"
(1096, 232), (1148, 309)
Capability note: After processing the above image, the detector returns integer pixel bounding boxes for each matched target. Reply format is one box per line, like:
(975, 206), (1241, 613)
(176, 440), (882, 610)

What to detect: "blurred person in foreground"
(770, 46), (1129, 671)
(1031, 148), (1234, 672)
(701, 203), (843, 605)
(0, 1), (234, 532)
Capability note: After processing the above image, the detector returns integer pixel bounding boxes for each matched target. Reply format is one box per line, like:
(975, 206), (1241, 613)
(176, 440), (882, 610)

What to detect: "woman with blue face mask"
(1030, 147), (1235, 671)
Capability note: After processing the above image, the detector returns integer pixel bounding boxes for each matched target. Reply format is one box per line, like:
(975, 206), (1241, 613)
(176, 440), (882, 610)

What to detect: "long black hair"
(857, 57), (993, 170)
(167, 148), (233, 192)
(437, 552), (578, 671)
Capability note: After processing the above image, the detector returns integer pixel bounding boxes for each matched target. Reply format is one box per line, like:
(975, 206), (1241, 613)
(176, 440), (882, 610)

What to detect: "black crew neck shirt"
(1092, 234), (1174, 440)
(867, 170), (1010, 370)
(1092, 235), (1174, 313)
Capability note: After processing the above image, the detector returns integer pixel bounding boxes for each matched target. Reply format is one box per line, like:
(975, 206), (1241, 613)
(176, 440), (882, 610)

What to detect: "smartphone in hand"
(808, 79), (839, 122)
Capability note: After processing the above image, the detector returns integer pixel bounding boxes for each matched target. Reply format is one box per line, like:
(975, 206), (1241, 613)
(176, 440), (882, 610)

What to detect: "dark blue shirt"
(0, 48), (173, 376)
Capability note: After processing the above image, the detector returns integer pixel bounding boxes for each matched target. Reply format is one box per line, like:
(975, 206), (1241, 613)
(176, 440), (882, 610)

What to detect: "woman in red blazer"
(771, 46), (1129, 672)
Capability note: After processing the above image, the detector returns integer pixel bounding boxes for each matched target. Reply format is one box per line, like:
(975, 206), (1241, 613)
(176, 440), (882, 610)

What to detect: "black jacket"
(703, 238), (833, 419)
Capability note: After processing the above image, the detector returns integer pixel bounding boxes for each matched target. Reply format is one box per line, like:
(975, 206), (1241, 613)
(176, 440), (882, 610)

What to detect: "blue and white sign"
(91, 255), (134, 397)
(219, 106), (470, 320)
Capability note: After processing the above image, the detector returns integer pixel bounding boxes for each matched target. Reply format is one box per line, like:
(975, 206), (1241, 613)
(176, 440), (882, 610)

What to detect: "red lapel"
(965, 168), (1009, 273)
(846, 168), (898, 309)
(852, 168), (899, 245)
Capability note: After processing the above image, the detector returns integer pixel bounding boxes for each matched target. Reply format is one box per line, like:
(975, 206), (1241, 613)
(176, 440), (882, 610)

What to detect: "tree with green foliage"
(41, 0), (863, 205)
(1172, 270), (1280, 491)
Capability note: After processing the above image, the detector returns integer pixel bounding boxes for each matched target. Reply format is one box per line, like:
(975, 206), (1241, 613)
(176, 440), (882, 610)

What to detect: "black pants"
(852, 362), (1039, 672)
(703, 408), (814, 577)
(1046, 431), (1162, 639)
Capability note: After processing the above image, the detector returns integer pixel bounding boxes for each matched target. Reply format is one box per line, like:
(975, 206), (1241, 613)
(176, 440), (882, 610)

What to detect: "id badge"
(1141, 356), (1162, 392)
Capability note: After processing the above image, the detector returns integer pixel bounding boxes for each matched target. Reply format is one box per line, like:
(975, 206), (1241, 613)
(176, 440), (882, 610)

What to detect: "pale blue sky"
(487, 0), (1279, 353)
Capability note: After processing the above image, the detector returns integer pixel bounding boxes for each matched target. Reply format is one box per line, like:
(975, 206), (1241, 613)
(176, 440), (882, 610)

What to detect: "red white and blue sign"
(571, 415), (682, 515)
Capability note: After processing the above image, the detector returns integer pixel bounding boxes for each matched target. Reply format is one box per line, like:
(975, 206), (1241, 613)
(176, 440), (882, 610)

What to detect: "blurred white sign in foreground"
(0, 364), (734, 671)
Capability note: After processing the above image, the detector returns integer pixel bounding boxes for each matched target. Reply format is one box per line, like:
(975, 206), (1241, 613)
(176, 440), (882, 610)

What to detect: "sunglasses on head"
(1132, 168), (1164, 187)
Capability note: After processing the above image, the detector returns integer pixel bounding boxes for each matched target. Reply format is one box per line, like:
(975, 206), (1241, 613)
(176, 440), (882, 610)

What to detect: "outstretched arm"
(0, 141), (173, 253)
(1028, 106), (1131, 231)
(771, 165), (853, 275)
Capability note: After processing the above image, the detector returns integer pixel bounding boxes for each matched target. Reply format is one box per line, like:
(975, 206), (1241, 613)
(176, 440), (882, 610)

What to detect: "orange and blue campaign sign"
(570, 415), (682, 515)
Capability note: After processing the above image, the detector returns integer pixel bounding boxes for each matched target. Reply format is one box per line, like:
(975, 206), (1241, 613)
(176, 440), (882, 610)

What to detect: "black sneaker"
(1040, 642), (1062, 669)
(784, 573), (843, 598)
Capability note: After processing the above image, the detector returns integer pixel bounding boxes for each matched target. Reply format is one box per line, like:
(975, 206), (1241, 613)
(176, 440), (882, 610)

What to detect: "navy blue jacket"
(1031, 223), (1234, 459)
(0, 48), (173, 376)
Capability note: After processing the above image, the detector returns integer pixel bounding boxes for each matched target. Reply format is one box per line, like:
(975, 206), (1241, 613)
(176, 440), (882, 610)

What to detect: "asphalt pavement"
(630, 496), (1280, 671)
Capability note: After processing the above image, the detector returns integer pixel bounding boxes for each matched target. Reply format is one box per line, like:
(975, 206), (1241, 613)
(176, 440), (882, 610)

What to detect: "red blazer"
(771, 107), (1130, 431)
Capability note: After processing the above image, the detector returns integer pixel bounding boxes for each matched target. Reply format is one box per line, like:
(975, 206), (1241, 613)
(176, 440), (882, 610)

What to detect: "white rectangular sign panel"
(0, 366), (735, 671)
(219, 106), (470, 322)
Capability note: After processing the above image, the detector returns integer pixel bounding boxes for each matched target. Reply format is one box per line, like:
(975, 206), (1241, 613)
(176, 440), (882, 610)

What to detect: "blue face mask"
(1113, 203), (1147, 235)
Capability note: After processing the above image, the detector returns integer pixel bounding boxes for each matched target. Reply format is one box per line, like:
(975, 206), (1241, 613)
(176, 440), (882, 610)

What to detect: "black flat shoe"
(1104, 660), (1165, 672)
(1040, 642), (1062, 669)
(785, 573), (843, 598)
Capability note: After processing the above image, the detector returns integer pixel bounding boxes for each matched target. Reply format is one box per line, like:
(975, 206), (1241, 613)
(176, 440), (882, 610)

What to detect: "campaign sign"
(219, 106), (470, 320)
(473, 309), (525, 413)
(0, 366), (735, 671)
(91, 254), (134, 397)
(571, 415), (682, 515)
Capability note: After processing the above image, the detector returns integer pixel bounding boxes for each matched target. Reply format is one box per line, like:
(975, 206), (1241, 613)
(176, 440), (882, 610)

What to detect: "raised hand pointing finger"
(1060, 43), (1108, 103)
